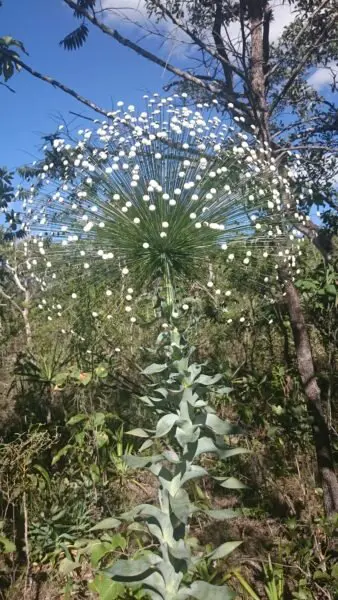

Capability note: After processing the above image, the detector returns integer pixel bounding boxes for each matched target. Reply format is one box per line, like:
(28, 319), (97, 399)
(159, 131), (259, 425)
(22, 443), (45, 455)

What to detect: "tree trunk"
(285, 279), (338, 515)
(247, 0), (269, 141)
(245, 0), (338, 515)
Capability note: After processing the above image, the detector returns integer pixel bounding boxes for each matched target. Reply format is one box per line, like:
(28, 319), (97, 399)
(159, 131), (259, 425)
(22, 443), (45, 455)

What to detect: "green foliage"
(0, 36), (27, 81)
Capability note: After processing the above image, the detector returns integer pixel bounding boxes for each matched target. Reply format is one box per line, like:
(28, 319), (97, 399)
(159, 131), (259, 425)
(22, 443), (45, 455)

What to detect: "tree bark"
(284, 279), (338, 515)
(247, 0), (269, 141)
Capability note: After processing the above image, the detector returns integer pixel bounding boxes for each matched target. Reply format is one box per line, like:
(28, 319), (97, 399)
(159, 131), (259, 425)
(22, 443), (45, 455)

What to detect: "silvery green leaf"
(194, 436), (219, 457)
(139, 439), (154, 452)
(127, 428), (149, 438)
(123, 454), (163, 468)
(216, 386), (233, 395)
(137, 505), (175, 544)
(180, 465), (208, 486)
(204, 509), (239, 520)
(194, 399), (208, 407)
(90, 517), (121, 531)
(195, 373), (222, 386)
(143, 363), (167, 375)
(105, 557), (159, 581)
(162, 448), (180, 463)
(162, 472), (182, 497)
(176, 424), (200, 448)
(186, 363), (202, 383)
(207, 540), (242, 560)
(149, 462), (162, 476)
(205, 413), (234, 435)
(155, 413), (179, 437)
(219, 447), (249, 460)
(186, 581), (234, 600)
(170, 488), (192, 522)
(154, 387), (168, 397)
(214, 476), (247, 489)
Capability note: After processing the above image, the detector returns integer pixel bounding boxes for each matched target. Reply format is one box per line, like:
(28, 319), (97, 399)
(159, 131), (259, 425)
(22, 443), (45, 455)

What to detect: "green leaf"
(78, 372), (92, 385)
(155, 413), (179, 437)
(142, 363), (167, 375)
(53, 371), (69, 385)
(33, 464), (51, 486)
(67, 413), (88, 426)
(0, 535), (16, 553)
(95, 365), (109, 378)
(88, 574), (124, 600)
(51, 444), (72, 464)
(324, 283), (336, 296)
(207, 540), (242, 560)
(59, 557), (81, 575)
(90, 517), (121, 531)
(331, 563), (338, 580)
(90, 541), (115, 567)
(95, 430), (109, 448)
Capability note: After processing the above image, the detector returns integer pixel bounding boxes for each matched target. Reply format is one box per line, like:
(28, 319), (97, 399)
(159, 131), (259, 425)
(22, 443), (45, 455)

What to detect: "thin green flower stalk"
(90, 326), (246, 599)
(18, 93), (312, 326)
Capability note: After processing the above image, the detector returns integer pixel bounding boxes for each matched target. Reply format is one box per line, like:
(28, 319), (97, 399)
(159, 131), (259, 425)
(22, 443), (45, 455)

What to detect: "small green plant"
(263, 555), (284, 600)
(78, 327), (247, 599)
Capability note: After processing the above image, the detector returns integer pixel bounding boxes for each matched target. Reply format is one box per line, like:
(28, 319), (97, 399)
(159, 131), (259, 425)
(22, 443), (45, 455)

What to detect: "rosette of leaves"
(91, 327), (246, 599)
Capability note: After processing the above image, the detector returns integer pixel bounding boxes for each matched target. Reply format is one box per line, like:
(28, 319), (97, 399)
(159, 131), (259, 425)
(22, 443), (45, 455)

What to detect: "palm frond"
(60, 24), (89, 51)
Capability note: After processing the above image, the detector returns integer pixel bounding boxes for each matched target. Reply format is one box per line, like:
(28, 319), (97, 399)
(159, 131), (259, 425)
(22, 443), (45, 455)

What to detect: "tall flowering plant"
(18, 94), (310, 327)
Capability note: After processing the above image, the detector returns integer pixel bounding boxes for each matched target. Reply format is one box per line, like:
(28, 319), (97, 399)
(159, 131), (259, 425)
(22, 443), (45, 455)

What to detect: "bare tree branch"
(151, 0), (245, 82)
(211, 0), (234, 90)
(0, 47), (110, 118)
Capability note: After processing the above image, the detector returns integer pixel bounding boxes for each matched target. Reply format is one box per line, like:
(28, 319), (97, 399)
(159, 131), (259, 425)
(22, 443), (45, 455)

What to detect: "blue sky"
(1, 0), (171, 170)
(1, 0), (335, 174)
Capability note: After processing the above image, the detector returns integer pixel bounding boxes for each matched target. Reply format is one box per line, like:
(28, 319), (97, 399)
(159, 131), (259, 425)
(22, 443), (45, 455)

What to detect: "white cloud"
(100, 0), (147, 22)
(308, 63), (338, 90)
(99, 1), (295, 61)
(269, 2), (295, 41)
